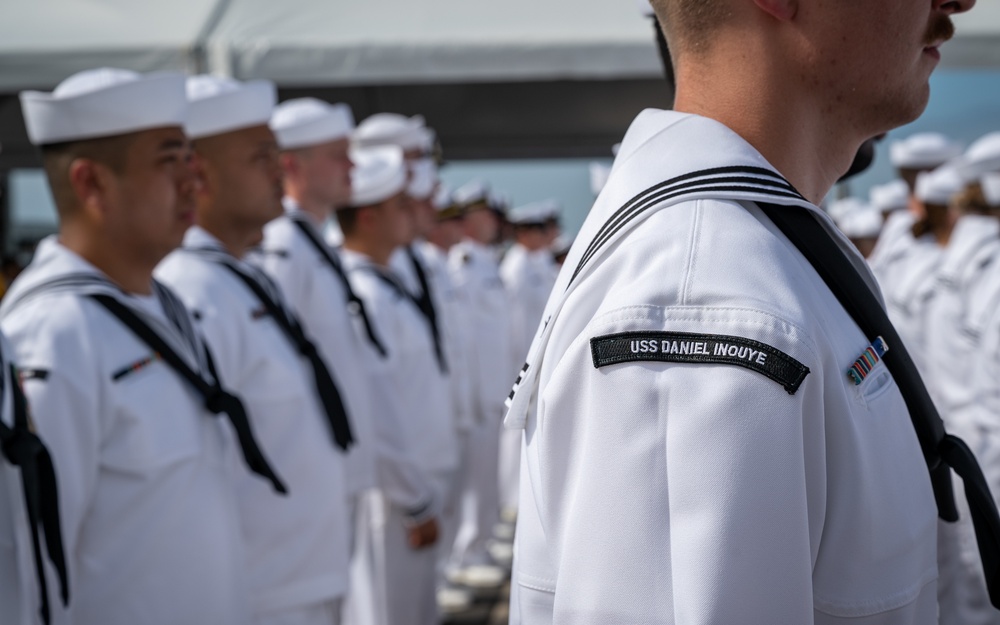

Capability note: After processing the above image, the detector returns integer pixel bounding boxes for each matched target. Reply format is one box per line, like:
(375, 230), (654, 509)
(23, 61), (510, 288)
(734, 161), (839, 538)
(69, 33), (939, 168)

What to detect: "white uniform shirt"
(0, 334), (41, 625)
(253, 207), (435, 512)
(252, 203), (378, 496)
(341, 249), (459, 485)
(500, 243), (558, 363)
(921, 214), (1000, 430)
(506, 110), (938, 625)
(869, 210), (917, 286)
(156, 226), (350, 614)
(449, 240), (517, 423)
(880, 234), (944, 378)
(391, 242), (475, 432)
(0, 237), (248, 625)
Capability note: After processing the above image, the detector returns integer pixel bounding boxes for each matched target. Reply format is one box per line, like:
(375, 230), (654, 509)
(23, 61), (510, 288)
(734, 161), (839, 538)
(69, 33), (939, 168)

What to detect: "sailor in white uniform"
(338, 146), (458, 625)
(388, 156), (476, 594)
(448, 181), (517, 584)
(883, 167), (963, 378)
(505, 0), (976, 622)
(0, 331), (67, 625)
(835, 203), (883, 259)
(867, 179), (913, 280)
(256, 98), (440, 625)
(4, 68), (267, 625)
(498, 200), (561, 519)
(155, 76), (352, 625)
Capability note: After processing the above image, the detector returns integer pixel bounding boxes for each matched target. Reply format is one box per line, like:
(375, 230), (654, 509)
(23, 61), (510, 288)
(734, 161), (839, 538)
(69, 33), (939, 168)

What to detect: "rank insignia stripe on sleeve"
(590, 330), (810, 395)
(847, 336), (889, 386)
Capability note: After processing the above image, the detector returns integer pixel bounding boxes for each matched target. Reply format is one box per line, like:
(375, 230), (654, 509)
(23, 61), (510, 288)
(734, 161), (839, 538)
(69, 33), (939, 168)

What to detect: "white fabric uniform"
(868, 210), (917, 286)
(252, 206), (438, 625)
(156, 226), (349, 623)
(962, 275), (1000, 625)
(506, 110), (938, 625)
(448, 239), (517, 570)
(918, 215), (1000, 625)
(499, 243), (558, 514)
(341, 248), (459, 625)
(0, 237), (249, 625)
(880, 232), (944, 379)
(253, 202), (377, 498)
(0, 333), (42, 625)
(390, 241), (475, 580)
(923, 214), (1000, 431)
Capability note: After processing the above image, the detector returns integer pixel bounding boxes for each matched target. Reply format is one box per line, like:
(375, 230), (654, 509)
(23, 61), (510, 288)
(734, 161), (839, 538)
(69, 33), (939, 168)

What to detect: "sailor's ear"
(752, 0), (797, 21)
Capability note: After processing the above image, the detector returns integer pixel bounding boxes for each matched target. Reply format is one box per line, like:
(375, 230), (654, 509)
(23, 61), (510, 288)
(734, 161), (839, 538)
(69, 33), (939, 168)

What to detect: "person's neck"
(672, 48), (860, 205)
(286, 190), (330, 225)
(195, 209), (261, 259)
(342, 236), (395, 267)
(58, 229), (156, 295)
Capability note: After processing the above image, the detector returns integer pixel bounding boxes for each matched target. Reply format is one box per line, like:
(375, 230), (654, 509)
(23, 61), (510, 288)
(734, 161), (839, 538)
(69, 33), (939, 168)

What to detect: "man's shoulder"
(557, 198), (827, 364)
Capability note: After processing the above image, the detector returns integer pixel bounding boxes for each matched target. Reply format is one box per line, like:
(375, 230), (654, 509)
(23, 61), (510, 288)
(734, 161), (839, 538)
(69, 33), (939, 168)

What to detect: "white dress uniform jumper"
(0, 331), (68, 625)
(505, 110), (942, 625)
(341, 248), (460, 625)
(1, 238), (252, 625)
(252, 203), (439, 625)
(499, 243), (558, 517)
(156, 226), (352, 625)
(448, 239), (517, 573)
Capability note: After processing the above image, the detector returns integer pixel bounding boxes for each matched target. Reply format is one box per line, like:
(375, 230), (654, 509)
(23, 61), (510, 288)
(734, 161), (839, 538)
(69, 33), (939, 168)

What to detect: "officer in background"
(504, 0), (976, 622)
(3, 68), (262, 625)
(338, 146), (457, 625)
(155, 75), (352, 625)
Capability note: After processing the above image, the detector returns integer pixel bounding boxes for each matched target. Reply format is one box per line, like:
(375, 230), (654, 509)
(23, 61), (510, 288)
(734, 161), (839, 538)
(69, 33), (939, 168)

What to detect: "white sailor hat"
(590, 162), (612, 196)
(349, 146), (407, 207)
(827, 196), (867, 228)
(453, 179), (491, 208)
(354, 113), (432, 152)
(185, 75), (276, 140)
(889, 133), (962, 169)
(915, 166), (964, 205)
(509, 199), (561, 226)
(869, 179), (910, 213)
(20, 68), (188, 146)
(839, 206), (883, 239)
(956, 132), (1000, 182)
(407, 158), (438, 200)
(983, 173), (1000, 207)
(270, 98), (354, 150)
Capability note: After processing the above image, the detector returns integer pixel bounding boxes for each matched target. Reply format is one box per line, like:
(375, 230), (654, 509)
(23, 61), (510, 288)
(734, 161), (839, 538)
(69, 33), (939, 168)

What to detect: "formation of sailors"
(828, 130), (1000, 625)
(0, 68), (568, 625)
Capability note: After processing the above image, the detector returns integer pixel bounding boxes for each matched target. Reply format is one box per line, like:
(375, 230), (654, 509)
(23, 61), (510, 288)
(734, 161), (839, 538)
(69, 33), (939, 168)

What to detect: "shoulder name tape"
(590, 330), (810, 395)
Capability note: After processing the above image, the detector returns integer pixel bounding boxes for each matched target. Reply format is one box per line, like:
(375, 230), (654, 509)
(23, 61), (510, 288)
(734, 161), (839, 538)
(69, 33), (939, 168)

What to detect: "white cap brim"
(21, 70), (188, 145)
(186, 77), (276, 140)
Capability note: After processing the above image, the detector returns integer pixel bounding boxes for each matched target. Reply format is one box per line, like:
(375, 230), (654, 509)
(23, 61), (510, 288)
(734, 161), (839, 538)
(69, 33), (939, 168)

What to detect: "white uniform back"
(156, 226), (350, 617)
(507, 110), (938, 625)
(1, 237), (249, 625)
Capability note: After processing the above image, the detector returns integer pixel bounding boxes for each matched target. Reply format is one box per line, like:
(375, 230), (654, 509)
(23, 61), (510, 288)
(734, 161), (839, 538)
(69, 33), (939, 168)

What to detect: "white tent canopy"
(2, 0), (998, 91)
